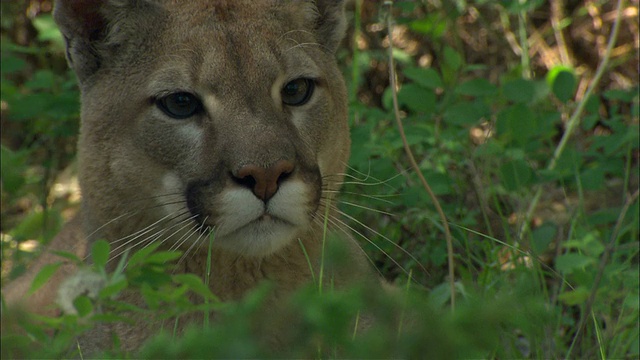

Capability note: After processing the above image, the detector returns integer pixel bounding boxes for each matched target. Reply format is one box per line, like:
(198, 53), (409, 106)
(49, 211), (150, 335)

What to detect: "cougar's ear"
(313, 0), (347, 53)
(53, 0), (109, 83)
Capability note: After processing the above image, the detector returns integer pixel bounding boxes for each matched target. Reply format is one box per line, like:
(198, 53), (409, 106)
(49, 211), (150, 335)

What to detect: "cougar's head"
(54, 0), (350, 257)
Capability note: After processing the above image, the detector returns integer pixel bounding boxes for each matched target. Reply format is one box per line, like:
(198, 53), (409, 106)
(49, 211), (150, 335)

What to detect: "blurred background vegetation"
(1, 0), (638, 358)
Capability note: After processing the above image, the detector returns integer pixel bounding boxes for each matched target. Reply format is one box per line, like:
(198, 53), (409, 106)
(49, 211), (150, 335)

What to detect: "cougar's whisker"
(310, 213), (384, 279)
(325, 190), (398, 203)
(333, 200), (396, 216)
(107, 211), (193, 263)
(176, 219), (210, 267)
(162, 214), (200, 247)
(117, 192), (184, 206)
(170, 216), (207, 254)
(108, 212), (178, 246)
(175, 229), (203, 267)
(285, 41), (329, 52)
(319, 211), (412, 279)
(334, 207), (429, 276)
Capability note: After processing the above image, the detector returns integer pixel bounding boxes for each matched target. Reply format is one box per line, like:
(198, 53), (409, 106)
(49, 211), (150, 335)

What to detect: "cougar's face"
(77, 2), (349, 257)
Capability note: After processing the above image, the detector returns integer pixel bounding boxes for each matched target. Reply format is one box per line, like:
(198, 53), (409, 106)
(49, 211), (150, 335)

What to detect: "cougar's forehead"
(151, 1), (320, 88)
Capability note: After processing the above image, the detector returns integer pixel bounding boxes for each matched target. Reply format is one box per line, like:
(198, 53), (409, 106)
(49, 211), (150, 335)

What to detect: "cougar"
(3, 0), (377, 353)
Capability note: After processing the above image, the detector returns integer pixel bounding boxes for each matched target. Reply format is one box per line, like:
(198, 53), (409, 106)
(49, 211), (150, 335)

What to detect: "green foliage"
(2, 1), (638, 359)
(4, 240), (555, 359)
(341, 1), (638, 359)
(1, 7), (79, 261)
(2, 239), (220, 359)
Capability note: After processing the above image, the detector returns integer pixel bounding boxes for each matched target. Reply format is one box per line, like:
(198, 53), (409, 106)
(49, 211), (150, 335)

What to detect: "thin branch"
(518, 0), (626, 241)
(383, 0), (456, 311)
(518, 8), (531, 78)
(551, 0), (572, 65)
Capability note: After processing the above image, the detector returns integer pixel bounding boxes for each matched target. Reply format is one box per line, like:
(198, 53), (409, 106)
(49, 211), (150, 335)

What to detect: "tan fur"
(3, 0), (376, 353)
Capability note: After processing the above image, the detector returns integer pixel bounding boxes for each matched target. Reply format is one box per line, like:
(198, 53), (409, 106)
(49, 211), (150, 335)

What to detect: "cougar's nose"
(233, 160), (295, 201)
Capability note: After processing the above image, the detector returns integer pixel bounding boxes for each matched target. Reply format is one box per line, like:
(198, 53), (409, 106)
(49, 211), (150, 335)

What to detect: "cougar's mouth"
(183, 179), (312, 256)
(226, 211), (295, 235)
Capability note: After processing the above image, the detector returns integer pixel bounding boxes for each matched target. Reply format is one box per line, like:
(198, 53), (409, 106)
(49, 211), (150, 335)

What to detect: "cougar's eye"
(281, 78), (314, 106)
(156, 92), (202, 119)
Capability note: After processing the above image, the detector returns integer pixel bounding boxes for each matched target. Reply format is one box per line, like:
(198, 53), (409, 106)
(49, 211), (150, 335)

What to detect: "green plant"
(1, 8), (79, 279)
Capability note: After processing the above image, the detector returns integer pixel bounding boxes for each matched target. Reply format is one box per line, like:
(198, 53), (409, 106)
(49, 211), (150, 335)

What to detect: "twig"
(551, 0), (572, 65)
(518, 8), (531, 78)
(383, 1), (456, 311)
(518, 0), (626, 241)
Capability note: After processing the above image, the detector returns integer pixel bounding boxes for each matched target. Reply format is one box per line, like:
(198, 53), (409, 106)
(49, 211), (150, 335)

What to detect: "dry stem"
(383, 1), (456, 311)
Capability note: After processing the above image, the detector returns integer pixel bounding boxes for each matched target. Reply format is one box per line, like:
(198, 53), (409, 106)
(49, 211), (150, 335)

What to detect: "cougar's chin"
(215, 217), (301, 257)
(194, 181), (315, 257)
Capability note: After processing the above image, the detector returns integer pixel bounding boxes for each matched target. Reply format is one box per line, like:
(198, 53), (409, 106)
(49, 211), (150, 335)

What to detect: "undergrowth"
(1, 0), (638, 358)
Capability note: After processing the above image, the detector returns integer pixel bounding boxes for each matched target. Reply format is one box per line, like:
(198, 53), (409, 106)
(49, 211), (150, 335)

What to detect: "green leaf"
(442, 46), (463, 85)
(92, 240), (110, 270)
(394, 1), (417, 12)
(0, 145), (26, 195)
(531, 223), (556, 254)
(579, 166), (605, 190)
(501, 0), (545, 13)
(499, 159), (534, 191)
(603, 88), (638, 102)
(552, 147), (582, 177)
(127, 242), (163, 268)
(9, 93), (53, 121)
(563, 232), (605, 257)
(428, 281), (452, 308)
(547, 66), (576, 103)
(132, 267), (172, 288)
(51, 250), (83, 264)
(173, 274), (217, 299)
(398, 83), (436, 114)
(495, 104), (538, 146)
(99, 278), (128, 299)
(24, 70), (56, 90)
(587, 208), (622, 226)
(145, 251), (183, 264)
(400, 186), (425, 208)
(444, 100), (489, 126)
(403, 67), (443, 89)
(47, 92), (80, 121)
(455, 78), (498, 97)
(0, 55), (26, 74)
(10, 209), (63, 243)
(32, 14), (64, 49)
(502, 78), (535, 103)
(558, 286), (590, 305)
(409, 14), (447, 38)
(140, 284), (162, 310)
(555, 253), (595, 274)
(443, 46), (463, 71)
(584, 94), (601, 113)
(73, 295), (94, 317)
(424, 171), (453, 195)
(28, 262), (63, 295)
(381, 86), (394, 110)
(391, 48), (412, 64)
